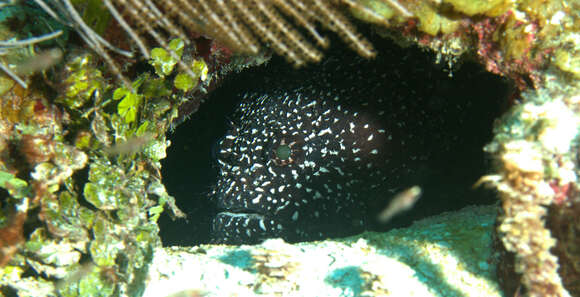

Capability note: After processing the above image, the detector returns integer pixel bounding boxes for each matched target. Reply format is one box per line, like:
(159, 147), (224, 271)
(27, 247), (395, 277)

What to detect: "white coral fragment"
(522, 100), (580, 154)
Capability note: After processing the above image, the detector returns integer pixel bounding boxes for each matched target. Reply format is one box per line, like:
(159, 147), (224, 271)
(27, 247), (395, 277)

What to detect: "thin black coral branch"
(26, 0), (379, 88)
(214, 0), (260, 54)
(311, 0), (376, 58)
(114, 0), (196, 79)
(0, 60), (27, 88)
(103, 0), (150, 58)
(0, 30), (63, 47)
(103, 0), (378, 67)
(273, 0), (329, 48)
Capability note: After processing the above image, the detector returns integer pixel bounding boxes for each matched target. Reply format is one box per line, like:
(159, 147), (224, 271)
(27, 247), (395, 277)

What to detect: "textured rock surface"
(143, 205), (501, 297)
(481, 83), (580, 297)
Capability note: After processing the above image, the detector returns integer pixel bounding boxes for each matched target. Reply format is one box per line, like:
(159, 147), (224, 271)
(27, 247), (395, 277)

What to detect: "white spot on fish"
(252, 194), (263, 204)
(318, 127), (332, 136)
(292, 211), (299, 221)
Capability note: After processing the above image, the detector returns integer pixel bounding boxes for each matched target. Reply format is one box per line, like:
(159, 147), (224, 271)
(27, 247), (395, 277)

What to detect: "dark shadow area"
(0, 285), (18, 297)
(159, 31), (512, 246)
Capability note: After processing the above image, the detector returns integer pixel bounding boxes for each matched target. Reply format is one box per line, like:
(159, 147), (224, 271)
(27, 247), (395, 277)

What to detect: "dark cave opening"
(159, 35), (512, 246)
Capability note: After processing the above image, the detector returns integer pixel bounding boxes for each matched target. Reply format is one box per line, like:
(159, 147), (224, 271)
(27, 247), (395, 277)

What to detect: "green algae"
(0, 170), (30, 199)
(83, 162), (125, 211)
(57, 54), (106, 109)
(114, 86), (143, 124)
(148, 38), (208, 92)
(443, 0), (510, 16)
(149, 39), (185, 78)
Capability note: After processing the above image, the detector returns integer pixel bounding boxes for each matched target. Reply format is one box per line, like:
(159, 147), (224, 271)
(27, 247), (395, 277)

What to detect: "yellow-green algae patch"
(553, 34), (580, 79)
(349, 0), (580, 93)
(442, 0), (511, 16)
(348, 0), (512, 36)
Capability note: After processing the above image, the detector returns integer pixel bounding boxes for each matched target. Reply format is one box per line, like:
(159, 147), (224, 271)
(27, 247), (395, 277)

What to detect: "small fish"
(376, 186), (422, 223)
(16, 48), (63, 75)
(103, 133), (155, 155)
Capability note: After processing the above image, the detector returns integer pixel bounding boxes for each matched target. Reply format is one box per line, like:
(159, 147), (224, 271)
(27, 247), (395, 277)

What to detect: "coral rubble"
(143, 205), (501, 297)
(481, 88), (579, 297)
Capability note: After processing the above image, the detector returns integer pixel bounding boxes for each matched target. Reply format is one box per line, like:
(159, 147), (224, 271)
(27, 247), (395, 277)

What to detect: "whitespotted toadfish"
(210, 48), (502, 244)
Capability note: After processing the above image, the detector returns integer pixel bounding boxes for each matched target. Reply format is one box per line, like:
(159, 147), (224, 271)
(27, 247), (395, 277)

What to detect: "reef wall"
(0, 1), (578, 296)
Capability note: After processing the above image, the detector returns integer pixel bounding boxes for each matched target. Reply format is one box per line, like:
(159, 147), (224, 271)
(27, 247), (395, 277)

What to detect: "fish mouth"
(215, 211), (266, 220)
(215, 205), (267, 219)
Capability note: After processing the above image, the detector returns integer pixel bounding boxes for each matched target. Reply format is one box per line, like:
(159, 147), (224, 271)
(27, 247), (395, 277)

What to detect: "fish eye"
(159, 36), (508, 246)
(271, 138), (300, 166)
(275, 144), (291, 160)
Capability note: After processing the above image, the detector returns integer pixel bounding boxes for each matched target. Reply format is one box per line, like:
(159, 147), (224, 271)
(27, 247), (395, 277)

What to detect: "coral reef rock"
(144, 205), (502, 297)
